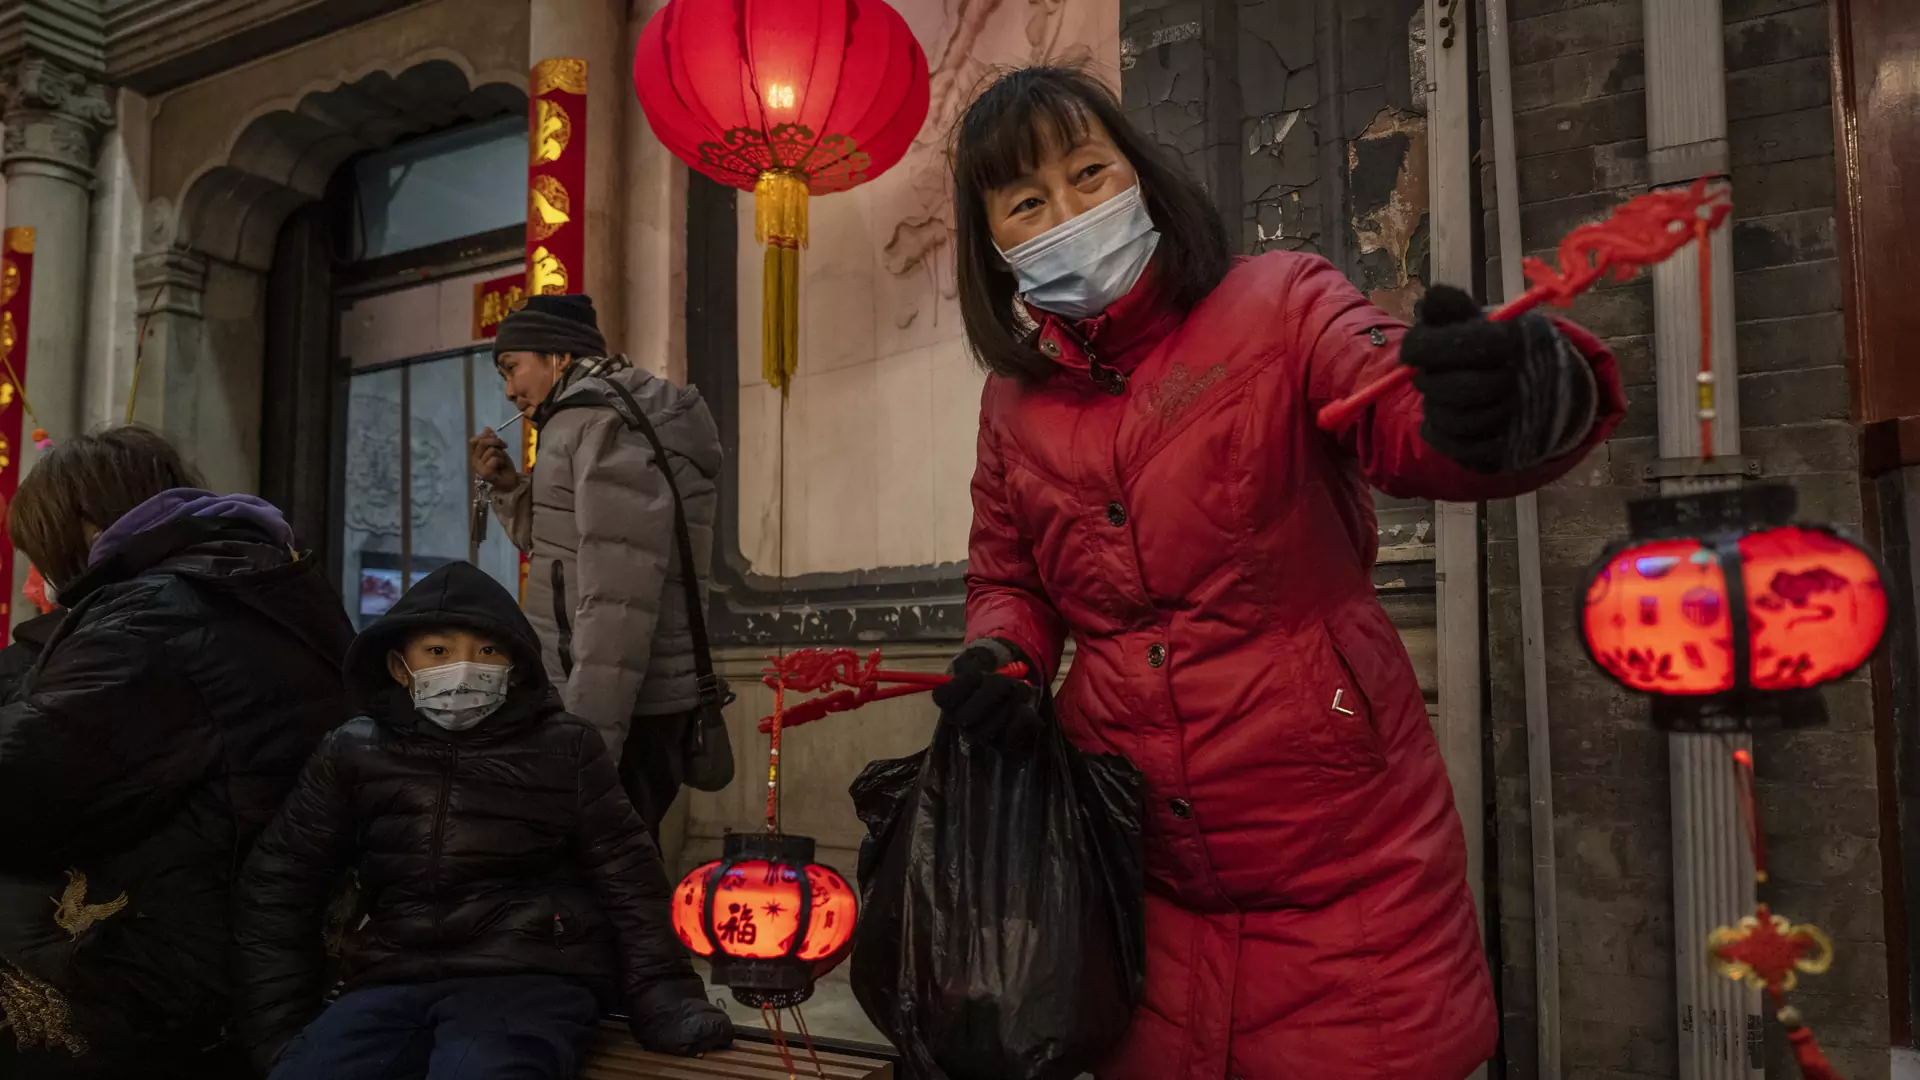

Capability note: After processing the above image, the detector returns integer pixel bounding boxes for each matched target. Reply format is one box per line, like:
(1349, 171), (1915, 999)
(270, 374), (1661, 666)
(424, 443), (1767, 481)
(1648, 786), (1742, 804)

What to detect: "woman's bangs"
(956, 82), (1092, 195)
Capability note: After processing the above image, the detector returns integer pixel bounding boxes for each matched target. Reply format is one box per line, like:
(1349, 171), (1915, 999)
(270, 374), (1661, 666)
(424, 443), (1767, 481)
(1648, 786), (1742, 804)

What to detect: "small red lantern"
(1580, 484), (1887, 730)
(672, 833), (857, 1008)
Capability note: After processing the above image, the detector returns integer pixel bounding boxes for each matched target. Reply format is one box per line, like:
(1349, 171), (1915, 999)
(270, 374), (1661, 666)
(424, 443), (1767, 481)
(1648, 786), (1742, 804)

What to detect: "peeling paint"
(1347, 107), (1431, 324)
(1119, 20), (1202, 70)
(1408, 13), (1429, 113)
(1247, 109), (1304, 156)
(1149, 21), (1202, 47)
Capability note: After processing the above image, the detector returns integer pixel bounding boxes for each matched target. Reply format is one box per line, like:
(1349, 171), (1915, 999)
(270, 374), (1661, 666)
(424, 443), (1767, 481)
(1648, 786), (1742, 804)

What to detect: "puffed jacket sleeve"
(1294, 255), (1625, 501)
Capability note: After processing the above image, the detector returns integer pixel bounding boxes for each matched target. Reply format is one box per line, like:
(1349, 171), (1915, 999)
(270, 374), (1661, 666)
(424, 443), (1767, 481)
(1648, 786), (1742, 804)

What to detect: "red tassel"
(1787, 1024), (1843, 1080)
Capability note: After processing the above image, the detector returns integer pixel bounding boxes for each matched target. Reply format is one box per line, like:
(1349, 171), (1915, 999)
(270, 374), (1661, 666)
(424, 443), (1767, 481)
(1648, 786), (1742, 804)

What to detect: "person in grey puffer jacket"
(469, 294), (721, 834)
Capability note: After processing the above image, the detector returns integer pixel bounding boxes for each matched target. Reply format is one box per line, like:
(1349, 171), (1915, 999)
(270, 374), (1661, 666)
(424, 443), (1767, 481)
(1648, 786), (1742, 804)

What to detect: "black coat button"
(1106, 502), (1127, 526)
(1147, 643), (1167, 668)
(1169, 798), (1193, 819)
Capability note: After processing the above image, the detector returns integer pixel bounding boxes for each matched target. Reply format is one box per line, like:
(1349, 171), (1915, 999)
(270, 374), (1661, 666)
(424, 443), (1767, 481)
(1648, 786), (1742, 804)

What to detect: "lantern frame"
(684, 831), (856, 1008)
(1579, 483), (1887, 732)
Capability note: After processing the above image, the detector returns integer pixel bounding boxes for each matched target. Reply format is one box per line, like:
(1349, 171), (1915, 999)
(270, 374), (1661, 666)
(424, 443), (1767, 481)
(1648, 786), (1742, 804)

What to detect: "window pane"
(355, 116), (527, 259)
(406, 355), (474, 590)
(341, 367), (404, 630)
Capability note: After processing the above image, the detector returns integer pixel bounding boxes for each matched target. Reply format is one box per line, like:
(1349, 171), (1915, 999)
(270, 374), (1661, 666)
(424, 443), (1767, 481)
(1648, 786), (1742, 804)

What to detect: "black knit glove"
(1401, 284), (1599, 473)
(630, 984), (732, 1057)
(932, 640), (1044, 751)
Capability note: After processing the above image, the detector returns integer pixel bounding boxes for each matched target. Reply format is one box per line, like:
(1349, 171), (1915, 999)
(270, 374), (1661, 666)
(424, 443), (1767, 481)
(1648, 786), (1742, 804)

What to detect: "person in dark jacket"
(0, 427), (354, 1080)
(235, 561), (730, 1079)
(0, 606), (61, 704)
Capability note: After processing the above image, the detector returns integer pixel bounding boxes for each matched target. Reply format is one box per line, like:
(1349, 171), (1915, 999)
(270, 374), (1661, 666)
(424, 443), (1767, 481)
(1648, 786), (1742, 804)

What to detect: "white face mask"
(406, 660), (511, 731)
(996, 183), (1161, 321)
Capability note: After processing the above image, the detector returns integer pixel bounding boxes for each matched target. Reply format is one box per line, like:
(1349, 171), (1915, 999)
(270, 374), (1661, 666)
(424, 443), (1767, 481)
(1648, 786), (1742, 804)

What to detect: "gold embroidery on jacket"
(50, 870), (128, 940)
(0, 963), (87, 1056)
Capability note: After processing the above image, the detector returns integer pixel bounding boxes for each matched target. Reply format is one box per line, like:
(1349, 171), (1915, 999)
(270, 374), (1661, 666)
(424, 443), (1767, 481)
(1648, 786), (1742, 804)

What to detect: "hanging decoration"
(752, 647), (1030, 733)
(0, 227), (36, 638)
(1547, 181), (1871, 1078)
(527, 58), (588, 298)
(671, 834), (858, 1008)
(1579, 485), (1886, 731)
(669, 648), (906, 1074)
(633, 0), (930, 395)
(514, 55), (582, 604)
(1316, 178), (1733, 433)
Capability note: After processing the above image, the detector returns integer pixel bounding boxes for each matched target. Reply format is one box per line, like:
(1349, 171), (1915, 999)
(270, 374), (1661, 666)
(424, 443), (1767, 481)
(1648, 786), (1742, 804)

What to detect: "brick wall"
(1481, 1), (1887, 1077)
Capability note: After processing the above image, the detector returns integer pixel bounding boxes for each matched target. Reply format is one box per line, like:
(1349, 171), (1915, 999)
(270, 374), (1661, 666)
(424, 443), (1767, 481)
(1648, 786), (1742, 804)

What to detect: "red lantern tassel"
(1786, 1023), (1842, 1080)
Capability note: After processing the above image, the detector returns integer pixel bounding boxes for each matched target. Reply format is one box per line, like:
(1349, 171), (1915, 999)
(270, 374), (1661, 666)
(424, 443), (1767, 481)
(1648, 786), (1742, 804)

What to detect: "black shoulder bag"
(601, 378), (735, 793)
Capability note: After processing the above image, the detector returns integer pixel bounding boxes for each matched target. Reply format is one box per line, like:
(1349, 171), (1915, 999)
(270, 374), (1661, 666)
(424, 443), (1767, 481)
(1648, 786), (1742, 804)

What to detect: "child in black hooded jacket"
(235, 562), (729, 1079)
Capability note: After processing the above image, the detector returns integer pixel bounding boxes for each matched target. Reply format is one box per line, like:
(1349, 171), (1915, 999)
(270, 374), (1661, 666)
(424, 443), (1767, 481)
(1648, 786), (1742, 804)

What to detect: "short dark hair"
(9, 426), (203, 586)
(951, 65), (1233, 382)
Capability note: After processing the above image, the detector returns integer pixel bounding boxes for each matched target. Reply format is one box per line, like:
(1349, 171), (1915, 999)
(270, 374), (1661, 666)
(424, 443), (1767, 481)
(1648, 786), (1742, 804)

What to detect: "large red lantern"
(633, 0), (930, 395)
(673, 833), (857, 1008)
(1580, 484), (1887, 731)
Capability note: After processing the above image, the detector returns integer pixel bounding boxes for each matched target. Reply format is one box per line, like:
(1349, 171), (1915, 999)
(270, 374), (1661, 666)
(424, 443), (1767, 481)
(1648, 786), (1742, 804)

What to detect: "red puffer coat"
(964, 252), (1623, 1080)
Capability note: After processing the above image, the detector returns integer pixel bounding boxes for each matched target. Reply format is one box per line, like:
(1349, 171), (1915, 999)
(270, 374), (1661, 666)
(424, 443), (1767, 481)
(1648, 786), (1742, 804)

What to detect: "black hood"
(343, 561), (559, 733)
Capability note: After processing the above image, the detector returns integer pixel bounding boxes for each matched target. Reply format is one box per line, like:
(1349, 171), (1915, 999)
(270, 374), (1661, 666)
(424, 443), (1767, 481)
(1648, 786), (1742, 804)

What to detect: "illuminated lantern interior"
(1741, 525), (1887, 691)
(1583, 537), (1734, 696)
(670, 833), (858, 1007)
(1578, 484), (1887, 731)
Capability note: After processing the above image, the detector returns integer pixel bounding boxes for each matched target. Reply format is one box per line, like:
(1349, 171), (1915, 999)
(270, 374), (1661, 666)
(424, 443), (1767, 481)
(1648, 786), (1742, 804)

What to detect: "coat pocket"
(1314, 618), (1387, 772)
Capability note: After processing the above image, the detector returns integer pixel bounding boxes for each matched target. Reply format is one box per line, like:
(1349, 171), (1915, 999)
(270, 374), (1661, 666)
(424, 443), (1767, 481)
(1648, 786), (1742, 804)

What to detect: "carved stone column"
(2, 55), (111, 628)
(2, 55), (113, 460)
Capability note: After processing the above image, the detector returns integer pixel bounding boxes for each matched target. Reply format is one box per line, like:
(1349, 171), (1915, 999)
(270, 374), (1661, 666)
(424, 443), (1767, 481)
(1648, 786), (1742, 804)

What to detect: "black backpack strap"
(598, 378), (721, 709)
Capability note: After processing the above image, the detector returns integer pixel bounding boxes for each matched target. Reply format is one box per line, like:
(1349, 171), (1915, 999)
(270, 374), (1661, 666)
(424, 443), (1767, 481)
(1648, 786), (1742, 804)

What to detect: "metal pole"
(1641, 0), (1755, 1074)
(1428, 0), (1488, 988)
(1484, 1), (1561, 1075)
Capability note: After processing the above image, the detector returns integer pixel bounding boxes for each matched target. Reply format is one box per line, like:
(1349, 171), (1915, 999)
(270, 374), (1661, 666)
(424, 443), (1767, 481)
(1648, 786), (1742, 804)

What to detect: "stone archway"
(132, 56), (527, 501)
(168, 58), (527, 271)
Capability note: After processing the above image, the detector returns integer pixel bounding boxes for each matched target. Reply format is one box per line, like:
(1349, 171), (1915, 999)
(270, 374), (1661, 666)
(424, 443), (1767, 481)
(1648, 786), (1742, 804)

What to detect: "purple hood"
(88, 488), (295, 568)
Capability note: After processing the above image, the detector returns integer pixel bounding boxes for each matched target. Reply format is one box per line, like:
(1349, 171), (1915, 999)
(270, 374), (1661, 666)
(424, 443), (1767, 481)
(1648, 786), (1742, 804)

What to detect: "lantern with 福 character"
(671, 832), (857, 1009)
(1579, 482), (1887, 731)
(632, 0), (930, 396)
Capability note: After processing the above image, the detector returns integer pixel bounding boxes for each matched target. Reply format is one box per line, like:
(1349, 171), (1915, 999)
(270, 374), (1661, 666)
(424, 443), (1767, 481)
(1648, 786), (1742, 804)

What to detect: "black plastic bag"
(849, 697), (1146, 1080)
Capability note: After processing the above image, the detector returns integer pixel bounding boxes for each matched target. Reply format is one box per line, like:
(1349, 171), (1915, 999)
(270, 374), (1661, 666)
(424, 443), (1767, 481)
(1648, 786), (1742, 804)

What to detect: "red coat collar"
(1026, 258), (1187, 391)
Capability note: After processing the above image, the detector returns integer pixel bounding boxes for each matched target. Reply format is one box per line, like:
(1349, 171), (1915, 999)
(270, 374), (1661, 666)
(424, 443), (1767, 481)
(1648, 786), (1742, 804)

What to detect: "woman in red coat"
(930, 68), (1625, 1079)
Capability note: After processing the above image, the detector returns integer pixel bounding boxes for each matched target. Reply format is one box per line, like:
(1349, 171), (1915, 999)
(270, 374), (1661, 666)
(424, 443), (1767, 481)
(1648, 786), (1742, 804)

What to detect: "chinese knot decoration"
(1580, 484), (1887, 731)
(671, 832), (857, 1010)
(1581, 487), (1881, 1077)
(633, 0), (929, 395)
(1317, 178), (1732, 432)
(1556, 180), (1872, 1078)
(752, 647), (1029, 733)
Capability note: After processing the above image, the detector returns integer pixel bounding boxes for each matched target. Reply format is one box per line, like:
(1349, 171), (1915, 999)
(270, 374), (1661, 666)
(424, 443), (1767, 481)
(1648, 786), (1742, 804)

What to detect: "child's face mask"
(406, 660), (511, 731)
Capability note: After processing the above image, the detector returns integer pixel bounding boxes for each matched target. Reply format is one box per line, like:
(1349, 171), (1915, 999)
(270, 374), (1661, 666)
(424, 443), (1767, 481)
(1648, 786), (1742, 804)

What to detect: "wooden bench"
(582, 1023), (894, 1079)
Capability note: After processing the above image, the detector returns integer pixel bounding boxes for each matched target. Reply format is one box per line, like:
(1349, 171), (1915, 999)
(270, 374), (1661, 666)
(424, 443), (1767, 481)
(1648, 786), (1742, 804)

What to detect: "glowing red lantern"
(672, 833), (857, 1007)
(1580, 484), (1887, 730)
(633, 0), (930, 395)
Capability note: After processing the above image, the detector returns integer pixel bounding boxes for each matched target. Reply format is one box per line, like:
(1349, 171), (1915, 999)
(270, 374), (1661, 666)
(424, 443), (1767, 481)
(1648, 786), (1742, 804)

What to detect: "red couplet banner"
(0, 226), (35, 638)
(519, 57), (584, 602)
